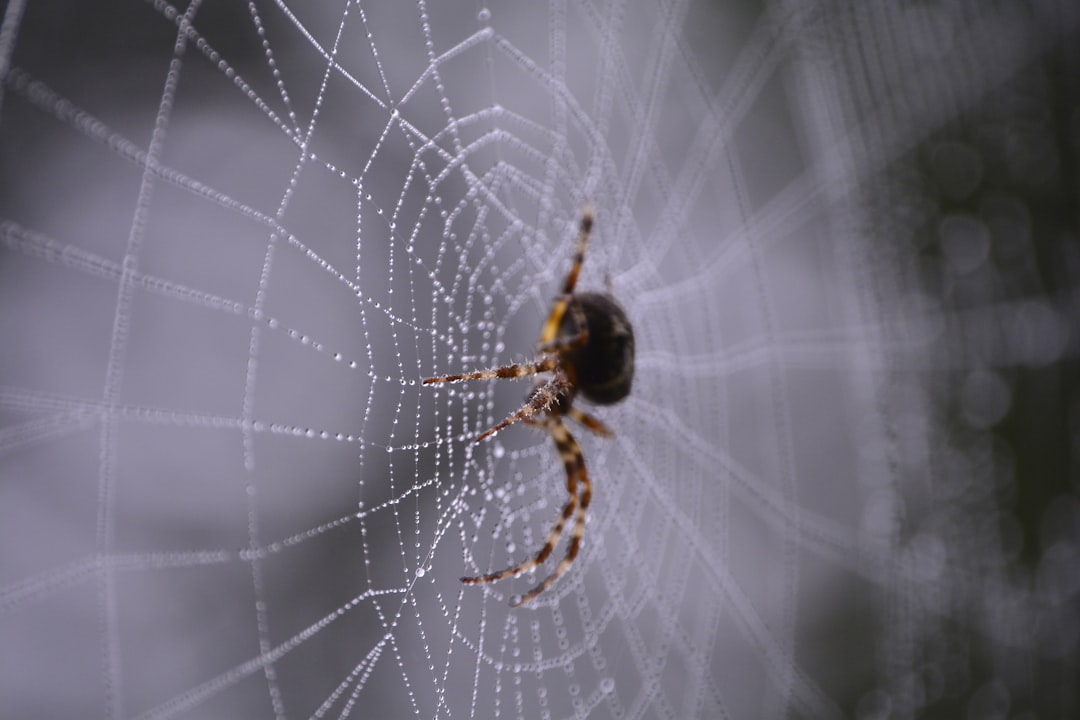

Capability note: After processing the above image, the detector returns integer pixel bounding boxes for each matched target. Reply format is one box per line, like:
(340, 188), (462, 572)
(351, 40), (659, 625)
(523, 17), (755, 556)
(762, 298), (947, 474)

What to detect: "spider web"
(1, 1), (1078, 718)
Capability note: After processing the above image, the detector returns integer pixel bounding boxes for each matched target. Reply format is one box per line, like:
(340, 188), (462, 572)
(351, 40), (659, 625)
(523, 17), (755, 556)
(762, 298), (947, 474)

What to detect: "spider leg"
(461, 418), (580, 588)
(512, 421), (591, 607)
(474, 372), (569, 443)
(423, 356), (557, 385)
(538, 296), (589, 354)
(568, 407), (614, 437)
(539, 206), (593, 346)
(562, 205), (593, 296)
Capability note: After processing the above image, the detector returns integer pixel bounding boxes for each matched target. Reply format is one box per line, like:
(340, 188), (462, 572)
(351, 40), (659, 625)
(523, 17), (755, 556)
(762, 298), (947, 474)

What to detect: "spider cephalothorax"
(423, 206), (635, 606)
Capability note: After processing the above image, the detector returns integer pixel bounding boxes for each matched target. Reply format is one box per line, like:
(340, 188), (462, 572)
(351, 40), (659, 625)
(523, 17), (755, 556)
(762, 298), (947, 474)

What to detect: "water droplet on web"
(493, 443), (505, 459)
(477, 8), (491, 22)
(1009, 301), (1067, 367)
(959, 369), (1011, 429)
(939, 214), (989, 274)
(600, 678), (615, 694)
(415, 567), (426, 578)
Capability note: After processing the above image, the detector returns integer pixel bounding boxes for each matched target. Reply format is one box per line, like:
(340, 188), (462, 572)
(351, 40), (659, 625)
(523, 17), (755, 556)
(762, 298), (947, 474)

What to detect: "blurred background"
(1, 1), (1077, 718)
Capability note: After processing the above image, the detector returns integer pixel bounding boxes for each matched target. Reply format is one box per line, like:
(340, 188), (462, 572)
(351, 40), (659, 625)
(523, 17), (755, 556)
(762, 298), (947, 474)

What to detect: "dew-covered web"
(1, 1), (1078, 718)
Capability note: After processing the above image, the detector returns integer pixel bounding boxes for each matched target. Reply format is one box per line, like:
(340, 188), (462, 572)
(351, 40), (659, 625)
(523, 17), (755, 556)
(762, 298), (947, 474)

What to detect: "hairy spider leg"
(461, 418), (578, 587)
(423, 357), (571, 442)
(568, 407), (614, 437)
(474, 371), (571, 443)
(562, 205), (593, 296)
(512, 420), (592, 607)
(462, 417), (590, 608)
(540, 206), (593, 346)
(422, 356), (558, 385)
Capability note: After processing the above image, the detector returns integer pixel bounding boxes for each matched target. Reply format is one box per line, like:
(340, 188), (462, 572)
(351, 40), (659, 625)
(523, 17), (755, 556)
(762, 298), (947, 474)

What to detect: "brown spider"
(423, 206), (635, 606)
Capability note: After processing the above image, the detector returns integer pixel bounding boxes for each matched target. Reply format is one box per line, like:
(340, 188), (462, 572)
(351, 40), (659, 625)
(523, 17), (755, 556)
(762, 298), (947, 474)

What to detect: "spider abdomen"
(561, 292), (635, 405)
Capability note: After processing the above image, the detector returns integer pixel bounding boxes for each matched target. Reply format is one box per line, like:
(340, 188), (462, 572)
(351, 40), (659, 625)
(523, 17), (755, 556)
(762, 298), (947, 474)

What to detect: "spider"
(423, 206), (635, 607)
